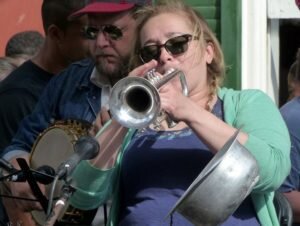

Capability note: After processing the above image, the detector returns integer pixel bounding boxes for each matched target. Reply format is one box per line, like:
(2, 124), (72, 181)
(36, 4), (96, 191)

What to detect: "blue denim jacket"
(2, 59), (102, 159)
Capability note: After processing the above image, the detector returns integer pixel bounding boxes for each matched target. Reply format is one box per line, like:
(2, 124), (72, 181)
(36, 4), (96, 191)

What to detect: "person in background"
(68, 1), (291, 225)
(5, 30), (45, 66)
(0, 0), (89, 153)
(287, 49), (300, 100)
(0, 31), (44, 81)
(0, 57), (18, 81)
(0, 0), (150, 225)
(279, 48), (300, 226)
(0, 0), (89, 225)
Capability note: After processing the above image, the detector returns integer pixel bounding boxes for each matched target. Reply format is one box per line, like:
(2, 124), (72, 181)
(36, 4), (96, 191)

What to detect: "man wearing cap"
(1, 0), (152, 225)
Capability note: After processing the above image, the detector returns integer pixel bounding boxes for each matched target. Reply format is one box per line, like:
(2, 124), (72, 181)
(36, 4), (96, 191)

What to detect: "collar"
(90, 67), (111, 88)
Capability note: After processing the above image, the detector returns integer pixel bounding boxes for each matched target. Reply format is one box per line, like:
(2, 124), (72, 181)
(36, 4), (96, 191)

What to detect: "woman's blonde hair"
(130, 0), (226, 96)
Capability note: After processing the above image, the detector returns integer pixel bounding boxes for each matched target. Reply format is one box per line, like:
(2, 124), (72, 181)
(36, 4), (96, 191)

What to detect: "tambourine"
(29, 120), (97, 226)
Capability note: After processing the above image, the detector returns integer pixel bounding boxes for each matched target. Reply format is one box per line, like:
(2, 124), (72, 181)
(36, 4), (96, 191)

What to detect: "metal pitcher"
(168, 130), (260, 226)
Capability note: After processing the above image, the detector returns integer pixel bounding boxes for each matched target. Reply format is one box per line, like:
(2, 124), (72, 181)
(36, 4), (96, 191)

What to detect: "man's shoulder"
(0, 61), (40, 92)
(280, 97), (300, 111)
(280, 97), (300, 123)
(55, 58), (94, 81)
(280, 98), (300, 138)
(65, 58), (94, 72)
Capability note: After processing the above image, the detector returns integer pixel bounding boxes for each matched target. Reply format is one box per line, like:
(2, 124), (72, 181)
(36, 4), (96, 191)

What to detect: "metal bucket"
(168, 130), (260, 226)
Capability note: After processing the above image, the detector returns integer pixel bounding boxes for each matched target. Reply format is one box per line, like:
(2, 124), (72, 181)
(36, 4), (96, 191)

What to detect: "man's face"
(87, 12), (137, 84)
(59, 15), (90, 62)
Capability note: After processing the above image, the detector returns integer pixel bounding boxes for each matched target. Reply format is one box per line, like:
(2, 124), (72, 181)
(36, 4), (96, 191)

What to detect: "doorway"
(279, 19), (300, 106)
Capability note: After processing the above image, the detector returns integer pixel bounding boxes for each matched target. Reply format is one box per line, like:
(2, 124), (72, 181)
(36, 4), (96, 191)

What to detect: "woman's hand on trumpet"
(128, 59), (158, 78)
(157, 72), (194, 124)
(89, 107), (111, 137)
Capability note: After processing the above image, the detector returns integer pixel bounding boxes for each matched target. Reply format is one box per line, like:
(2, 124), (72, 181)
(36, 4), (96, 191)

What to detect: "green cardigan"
(70, 87), (291, 226)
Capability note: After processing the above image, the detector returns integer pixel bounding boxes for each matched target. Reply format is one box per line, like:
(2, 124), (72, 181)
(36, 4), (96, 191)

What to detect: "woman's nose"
(158, 47), (172, 63)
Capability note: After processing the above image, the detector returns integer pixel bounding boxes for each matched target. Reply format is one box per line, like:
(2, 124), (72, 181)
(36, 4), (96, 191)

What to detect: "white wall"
(241, 0), (273, 100)
(242, 0), (299, 105)
(268, 0), (300, 18)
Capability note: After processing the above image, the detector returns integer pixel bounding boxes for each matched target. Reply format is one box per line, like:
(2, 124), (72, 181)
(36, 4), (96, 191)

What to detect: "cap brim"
(69, 2), (135, 19)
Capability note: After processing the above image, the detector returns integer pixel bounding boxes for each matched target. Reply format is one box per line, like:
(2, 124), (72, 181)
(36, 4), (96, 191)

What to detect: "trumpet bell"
(109, 76), (161, 129)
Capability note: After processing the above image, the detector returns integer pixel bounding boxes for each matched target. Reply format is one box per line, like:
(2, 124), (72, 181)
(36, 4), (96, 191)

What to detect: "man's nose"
(95, 32), (110, 48)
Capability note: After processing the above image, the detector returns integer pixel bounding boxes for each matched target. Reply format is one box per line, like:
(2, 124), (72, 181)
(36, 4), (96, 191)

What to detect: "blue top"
(279, 97), (300, 226)
(118, 98), (260, 226)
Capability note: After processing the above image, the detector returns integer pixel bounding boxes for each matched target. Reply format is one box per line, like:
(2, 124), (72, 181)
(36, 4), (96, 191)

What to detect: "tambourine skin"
(30, 120), (91, 170)
(29, 120), (97, 226)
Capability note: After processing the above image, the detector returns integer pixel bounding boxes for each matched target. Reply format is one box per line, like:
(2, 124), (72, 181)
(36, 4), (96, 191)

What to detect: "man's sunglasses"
(83, 25), (123, 40)
(139, 34), (196, 63)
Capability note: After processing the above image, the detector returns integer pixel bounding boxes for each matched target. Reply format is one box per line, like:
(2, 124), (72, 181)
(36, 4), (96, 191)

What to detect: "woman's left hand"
(159, 81), (194, 122)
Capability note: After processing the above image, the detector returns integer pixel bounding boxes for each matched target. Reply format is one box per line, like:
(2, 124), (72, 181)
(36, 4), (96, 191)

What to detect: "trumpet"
(109, 68), (188, 129)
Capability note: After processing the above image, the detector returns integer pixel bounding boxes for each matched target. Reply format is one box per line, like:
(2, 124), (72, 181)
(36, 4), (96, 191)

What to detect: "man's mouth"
(96, 54), (116, 61)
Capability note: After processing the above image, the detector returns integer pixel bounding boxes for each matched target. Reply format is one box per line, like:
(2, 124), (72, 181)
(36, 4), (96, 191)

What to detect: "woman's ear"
(205, 42), (214, 64)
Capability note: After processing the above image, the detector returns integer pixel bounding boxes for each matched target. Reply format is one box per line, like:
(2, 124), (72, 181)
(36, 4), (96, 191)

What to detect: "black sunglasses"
(139, 34), (196, 63)
(83, 25), (123, 40)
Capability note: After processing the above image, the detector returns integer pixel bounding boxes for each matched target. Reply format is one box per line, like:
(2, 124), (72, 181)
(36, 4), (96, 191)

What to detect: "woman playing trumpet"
(71, 1), (291, 225)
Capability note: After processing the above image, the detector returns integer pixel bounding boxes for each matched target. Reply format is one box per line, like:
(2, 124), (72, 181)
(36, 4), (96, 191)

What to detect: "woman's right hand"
(90, 107), (112, 137)
(128, 59), (158, 77)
